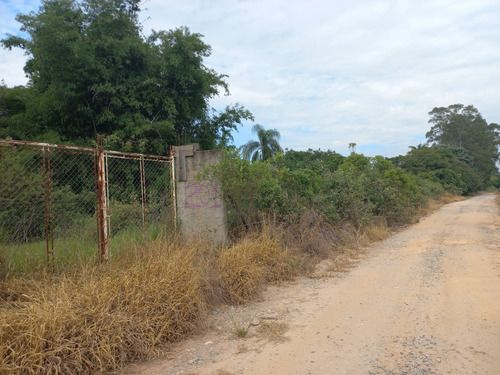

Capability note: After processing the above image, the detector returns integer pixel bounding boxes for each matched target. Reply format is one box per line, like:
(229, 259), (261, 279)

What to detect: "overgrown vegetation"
(1, 127), (498, 373)
(0, 230), (303, 374)
(205, 149), (435, 237)
(0, 237), (206, 374)
(1, 1), (499, 373)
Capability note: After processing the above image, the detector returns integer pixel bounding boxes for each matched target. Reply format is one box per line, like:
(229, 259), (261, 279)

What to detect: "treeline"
(207, 105), (499, 237)
(0, 0), (248, 247)
(209, 105), (499, 236)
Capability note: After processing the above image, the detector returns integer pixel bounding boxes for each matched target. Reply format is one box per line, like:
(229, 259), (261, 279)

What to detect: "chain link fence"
(0, 139), (175, 273)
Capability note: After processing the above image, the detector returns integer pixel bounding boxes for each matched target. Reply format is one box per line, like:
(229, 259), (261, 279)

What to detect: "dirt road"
(127, 193), (500, 375)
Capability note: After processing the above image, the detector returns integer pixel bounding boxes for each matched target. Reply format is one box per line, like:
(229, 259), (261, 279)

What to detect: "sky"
(1, 0), (499, 157)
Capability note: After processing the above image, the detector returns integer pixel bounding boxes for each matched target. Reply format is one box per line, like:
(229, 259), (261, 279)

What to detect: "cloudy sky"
(1, 0), (499, 157)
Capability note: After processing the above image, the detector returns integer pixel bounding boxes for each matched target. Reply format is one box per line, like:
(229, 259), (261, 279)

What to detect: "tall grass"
(1, 238), (206, 374)
(217, 231), (299, 304)
(0, 227), (302, 374)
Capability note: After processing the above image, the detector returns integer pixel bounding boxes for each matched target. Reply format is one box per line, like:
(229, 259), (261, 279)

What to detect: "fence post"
(170, 147), (177, 228)
(96, 145), (109, 261)
(139, 156), (148, 230)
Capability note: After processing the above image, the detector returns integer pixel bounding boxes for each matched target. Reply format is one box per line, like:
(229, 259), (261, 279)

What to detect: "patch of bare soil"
(125, 193), (500, 375)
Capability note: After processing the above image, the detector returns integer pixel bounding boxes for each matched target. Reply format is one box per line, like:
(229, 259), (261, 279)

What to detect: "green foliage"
(0, 148), (45, 242)
(204, 149), (431, 235)
(1, 0), (251, 152)
(282, 148), (344, 172)
(426, 104), (500, 183)
(315, 155), (424, 227)
(394, 145), (484, 195)
(0, 148), (96, 244)
(489, 175), (500, 189)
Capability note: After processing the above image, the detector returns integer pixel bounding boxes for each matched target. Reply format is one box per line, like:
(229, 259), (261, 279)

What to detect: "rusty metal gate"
(0, 138), (175, 272)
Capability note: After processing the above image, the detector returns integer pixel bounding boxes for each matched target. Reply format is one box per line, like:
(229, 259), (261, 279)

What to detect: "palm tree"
(241, 124), (283, 161)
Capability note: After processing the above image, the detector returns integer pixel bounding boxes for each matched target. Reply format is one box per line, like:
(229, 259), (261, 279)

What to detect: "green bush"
(205, 149), (445, 236)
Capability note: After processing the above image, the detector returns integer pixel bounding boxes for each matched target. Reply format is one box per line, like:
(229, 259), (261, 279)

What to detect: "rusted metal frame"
(102, 148), (172, 160)
(105, 154), (171, 163)
(42, 148), (55, 273)
(3, 137), (176, 263)
(0, 139), (96, 153)
(170, 148), (177, 228)
(96, 137), (109, 261)
(0, 138), (172, 160)
(94, 149), (101, 261)
(104, 152), (112, 257)
(0, 143), (95, 158)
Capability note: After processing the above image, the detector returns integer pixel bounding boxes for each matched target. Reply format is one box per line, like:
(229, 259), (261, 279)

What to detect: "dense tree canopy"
(426, 104), (499, 181)
(392, 145), (483, 194)
(1, 0), (252, 153)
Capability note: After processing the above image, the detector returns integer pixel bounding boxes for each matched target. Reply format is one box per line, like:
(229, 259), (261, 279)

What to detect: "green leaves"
(1, 0), (250, 153)
(426, 104), (499, 183)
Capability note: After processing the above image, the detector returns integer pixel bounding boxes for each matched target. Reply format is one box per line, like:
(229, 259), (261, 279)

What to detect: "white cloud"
(1, 0), (499, 156)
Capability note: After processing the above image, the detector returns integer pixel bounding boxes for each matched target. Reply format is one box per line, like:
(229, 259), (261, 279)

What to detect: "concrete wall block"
(173, 144), (227, 245)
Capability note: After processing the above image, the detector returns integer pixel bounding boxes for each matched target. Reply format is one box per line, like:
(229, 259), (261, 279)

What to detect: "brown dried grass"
(0, 240), (206, 374)
(363, 223), (390, 242)
(418, 193), (466, 218)
(287, 210), (336, 259)
(0, 230), (303, 374)
(217, 231), (299, 304)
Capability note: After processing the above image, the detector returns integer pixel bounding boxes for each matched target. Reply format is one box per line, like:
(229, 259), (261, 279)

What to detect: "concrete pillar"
(173, 144), (227, 245)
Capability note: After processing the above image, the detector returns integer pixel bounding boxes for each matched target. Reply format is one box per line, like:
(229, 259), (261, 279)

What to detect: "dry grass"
(286, 210), (337, 259)
(0, 240), (207, 374)
(418, 193), (466, 218)
(0, 230), (302, 374)
(440, 192), (467, 204)
(217, 231), (298, 304)
(363, 223), (390, 242)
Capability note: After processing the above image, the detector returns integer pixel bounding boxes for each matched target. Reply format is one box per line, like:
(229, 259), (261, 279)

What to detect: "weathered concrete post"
(173, 144), (227, 245)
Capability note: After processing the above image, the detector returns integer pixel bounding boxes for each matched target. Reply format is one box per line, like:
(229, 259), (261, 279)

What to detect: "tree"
(395, 145), (482, 194)
(0, 84), (34, 139)
(1, 0), (251, 153)
(426, 104), (500, 182)
(241, 124), (283, 161)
